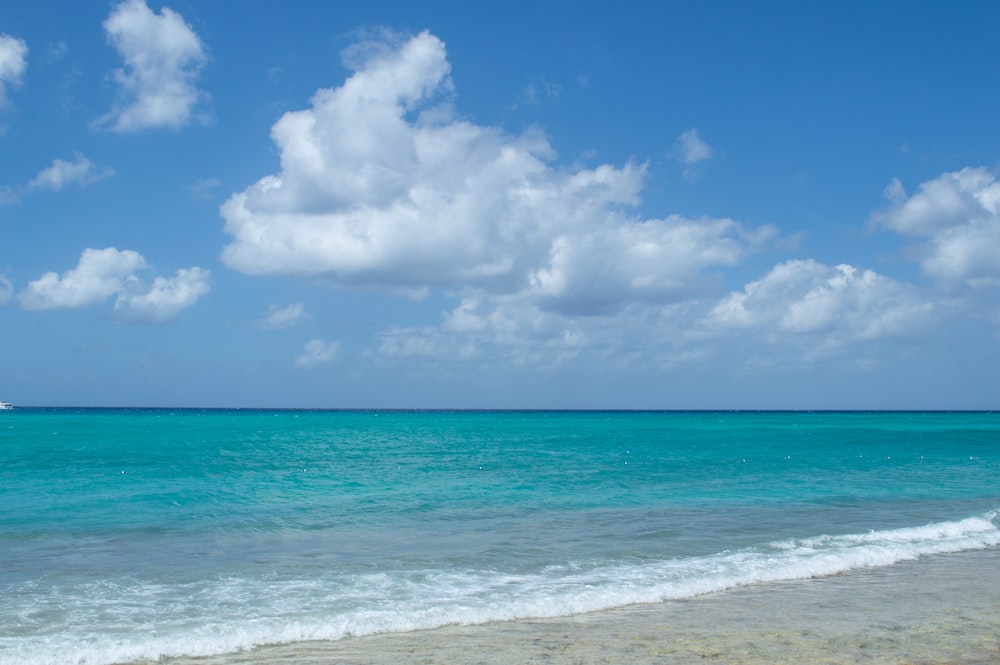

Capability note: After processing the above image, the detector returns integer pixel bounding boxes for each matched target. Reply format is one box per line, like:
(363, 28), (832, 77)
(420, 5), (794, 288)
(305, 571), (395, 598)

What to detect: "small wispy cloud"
(28, 154), (114, 192)
(2, 154), (113, 205)
(295, 339), (339, 368)
(257, 302), (308, 330)
(265, 65), (284, 83)
(48, 40), (68, 61)
(0, 275), (12, 305)
(190, 177), (221, 200)
(674, 129), (712, 180)
(515, 78), (562, 108)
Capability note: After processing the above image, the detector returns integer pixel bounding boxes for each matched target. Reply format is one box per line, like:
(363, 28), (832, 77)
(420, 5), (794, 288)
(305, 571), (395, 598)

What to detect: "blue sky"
(2, 1), (999, 408)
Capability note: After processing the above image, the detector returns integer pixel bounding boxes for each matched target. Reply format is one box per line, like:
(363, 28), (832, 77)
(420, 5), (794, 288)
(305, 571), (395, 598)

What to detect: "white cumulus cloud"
(19, 248), (147, 310)
(526, 215), (768, 315)
(874, 167), (1000, 287)
(18, 247), (209, 322)
(98, 0), (207, 132)
(367, 256), (943, 373)
(296, 339), (339, 368)
(114, 266), (211, 322)
(706, 259), (935, 344)
(0, 34), (28, 106)
(221, 31), (772, 319)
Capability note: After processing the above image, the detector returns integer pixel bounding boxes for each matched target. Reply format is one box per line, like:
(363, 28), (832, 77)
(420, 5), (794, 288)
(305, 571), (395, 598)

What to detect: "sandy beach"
(150, 547), (1000, 665)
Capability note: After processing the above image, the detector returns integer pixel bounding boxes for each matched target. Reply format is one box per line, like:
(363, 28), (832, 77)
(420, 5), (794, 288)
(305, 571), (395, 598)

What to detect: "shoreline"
(151, 547), (1000, 665)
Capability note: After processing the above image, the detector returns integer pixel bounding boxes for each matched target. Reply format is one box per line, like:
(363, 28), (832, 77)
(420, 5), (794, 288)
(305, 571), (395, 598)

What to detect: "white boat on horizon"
(0, 401), (13, 410)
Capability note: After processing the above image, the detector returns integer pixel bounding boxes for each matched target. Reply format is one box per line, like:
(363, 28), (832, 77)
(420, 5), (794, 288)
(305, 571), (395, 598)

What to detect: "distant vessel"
(0, 401), (13, 410)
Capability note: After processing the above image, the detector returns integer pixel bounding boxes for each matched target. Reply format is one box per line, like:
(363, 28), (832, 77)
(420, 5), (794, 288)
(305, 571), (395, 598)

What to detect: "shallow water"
(168, 548), (1000, 665)
(2, 410), (999, 665)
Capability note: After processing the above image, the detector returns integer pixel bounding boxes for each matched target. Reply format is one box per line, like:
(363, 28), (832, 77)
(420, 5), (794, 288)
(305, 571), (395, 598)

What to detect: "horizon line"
(3, 406), (997, 414)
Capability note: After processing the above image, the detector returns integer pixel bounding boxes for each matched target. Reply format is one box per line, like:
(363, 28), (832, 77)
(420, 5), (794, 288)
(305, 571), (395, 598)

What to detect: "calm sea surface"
(1, 409), (998, 665)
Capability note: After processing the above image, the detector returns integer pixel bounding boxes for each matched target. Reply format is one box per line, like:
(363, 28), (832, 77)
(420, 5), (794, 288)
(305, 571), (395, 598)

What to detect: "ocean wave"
(2, 508), (998, 665)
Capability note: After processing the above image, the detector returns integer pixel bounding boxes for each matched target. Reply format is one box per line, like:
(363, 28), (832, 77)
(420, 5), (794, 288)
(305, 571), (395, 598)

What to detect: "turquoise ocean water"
(1, 409), (998, 665)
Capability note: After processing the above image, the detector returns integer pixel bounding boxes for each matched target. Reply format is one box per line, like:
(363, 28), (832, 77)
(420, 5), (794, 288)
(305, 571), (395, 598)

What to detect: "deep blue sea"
(1, 409), (999, 665)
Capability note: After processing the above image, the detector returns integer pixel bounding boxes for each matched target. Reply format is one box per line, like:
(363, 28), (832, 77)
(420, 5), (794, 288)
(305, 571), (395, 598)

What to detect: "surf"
(3, 509), (997, 665)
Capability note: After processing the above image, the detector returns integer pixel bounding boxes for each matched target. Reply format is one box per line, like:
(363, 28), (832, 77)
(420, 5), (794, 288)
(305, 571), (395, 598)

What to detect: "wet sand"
(154, 547), (1000, 665)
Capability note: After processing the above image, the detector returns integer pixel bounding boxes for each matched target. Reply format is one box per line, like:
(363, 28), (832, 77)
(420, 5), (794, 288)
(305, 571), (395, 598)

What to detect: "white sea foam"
(2, 509), (998, 665)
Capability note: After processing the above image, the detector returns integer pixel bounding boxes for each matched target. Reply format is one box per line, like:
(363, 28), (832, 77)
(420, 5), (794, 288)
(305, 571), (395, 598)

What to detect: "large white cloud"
(377, 260), (937, 369)
(705, 259), (935, 344)
(97, 0), (207, 132)
(221, 31), (772, 316)
(0, 34), (28, 107)
(220, 29), (964, 373)
(875, 167), (1000, 286)
(18, 248), (209, 322)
